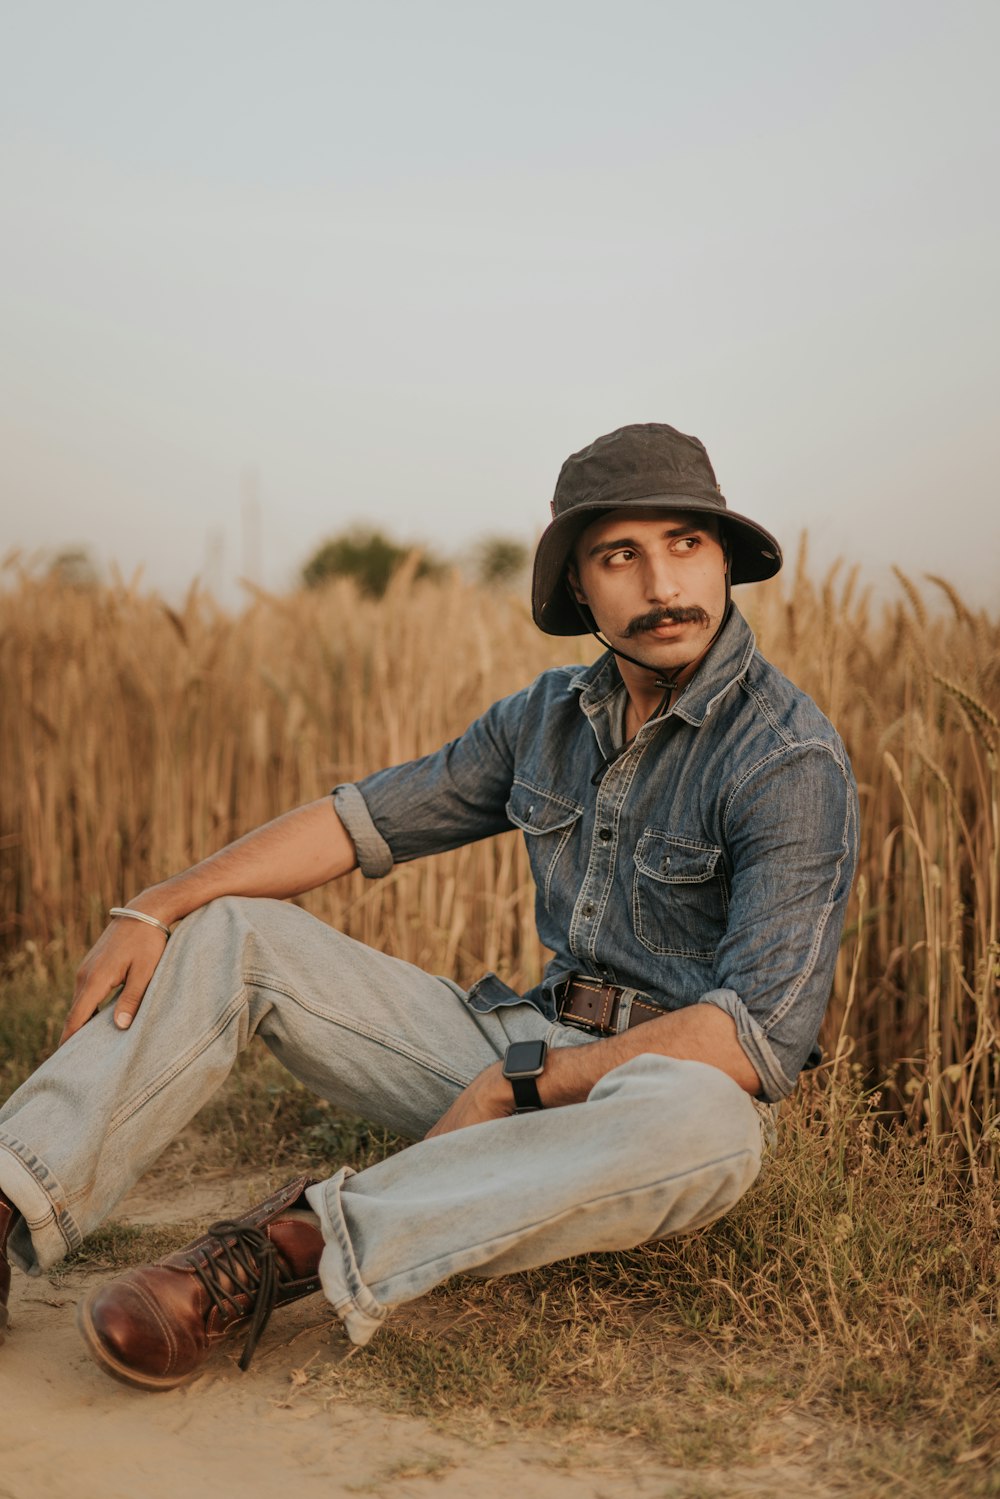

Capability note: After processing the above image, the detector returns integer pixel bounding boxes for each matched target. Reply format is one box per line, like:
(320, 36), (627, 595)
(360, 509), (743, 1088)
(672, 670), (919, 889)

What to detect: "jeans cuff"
(306, 1171), (389, 1346)
(0, 1136), (83, 1273)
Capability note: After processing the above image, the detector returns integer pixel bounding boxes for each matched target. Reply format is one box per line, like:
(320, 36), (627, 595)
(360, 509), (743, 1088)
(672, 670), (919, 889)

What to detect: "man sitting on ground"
(0, 422), (858, 1390)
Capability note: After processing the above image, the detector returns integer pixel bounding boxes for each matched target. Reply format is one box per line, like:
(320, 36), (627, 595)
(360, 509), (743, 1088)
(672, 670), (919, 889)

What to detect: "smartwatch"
(502, 1039), (548, 1113)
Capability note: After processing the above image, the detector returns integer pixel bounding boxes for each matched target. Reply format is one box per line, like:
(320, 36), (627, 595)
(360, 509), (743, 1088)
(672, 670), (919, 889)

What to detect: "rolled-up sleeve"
(699, 742), (859, 1100)
(331, 783), (395, 878)
(331, 688), (526, 878)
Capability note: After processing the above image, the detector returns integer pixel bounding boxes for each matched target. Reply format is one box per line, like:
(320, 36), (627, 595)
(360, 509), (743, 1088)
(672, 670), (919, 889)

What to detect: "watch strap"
(509, 1074), (543, 1113)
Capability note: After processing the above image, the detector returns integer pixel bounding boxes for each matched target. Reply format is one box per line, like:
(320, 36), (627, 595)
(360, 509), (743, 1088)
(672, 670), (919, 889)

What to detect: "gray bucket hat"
(532, 423), (782, 635)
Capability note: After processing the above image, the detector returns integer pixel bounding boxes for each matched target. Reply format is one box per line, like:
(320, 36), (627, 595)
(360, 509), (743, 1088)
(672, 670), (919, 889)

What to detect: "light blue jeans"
(0, 898), (766, 1345)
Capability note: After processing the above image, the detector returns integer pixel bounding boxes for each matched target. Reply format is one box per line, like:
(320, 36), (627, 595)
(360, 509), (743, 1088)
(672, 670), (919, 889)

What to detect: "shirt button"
(583, 901), (595, 918)
(598, 827), (612, 841)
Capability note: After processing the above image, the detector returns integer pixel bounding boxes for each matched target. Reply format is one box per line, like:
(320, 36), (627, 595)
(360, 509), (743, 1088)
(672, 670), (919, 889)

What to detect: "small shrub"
(472, 536), (529, 587)
(301, 528), (442, 597)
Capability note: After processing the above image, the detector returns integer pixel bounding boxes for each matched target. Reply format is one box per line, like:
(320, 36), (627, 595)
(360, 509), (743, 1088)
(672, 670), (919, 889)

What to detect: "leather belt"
(556, 976), (665, 1035)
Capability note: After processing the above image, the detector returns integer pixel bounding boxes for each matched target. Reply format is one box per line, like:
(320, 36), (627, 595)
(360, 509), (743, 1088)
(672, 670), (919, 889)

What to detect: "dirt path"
(1, 1171), (839, 1499)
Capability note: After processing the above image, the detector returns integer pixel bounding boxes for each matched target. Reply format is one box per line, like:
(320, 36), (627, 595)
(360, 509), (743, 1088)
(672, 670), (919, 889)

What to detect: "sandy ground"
(1, 1169), (840, 1499)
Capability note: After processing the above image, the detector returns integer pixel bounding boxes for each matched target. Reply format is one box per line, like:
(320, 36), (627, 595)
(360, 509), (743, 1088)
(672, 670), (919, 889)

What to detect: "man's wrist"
(502, 1039), (548, 1112)
(126, 883), (185, 929)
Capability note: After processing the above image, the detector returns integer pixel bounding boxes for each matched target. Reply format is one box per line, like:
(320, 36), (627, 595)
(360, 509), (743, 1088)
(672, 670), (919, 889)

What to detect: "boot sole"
(76, 1286), (202, 1392)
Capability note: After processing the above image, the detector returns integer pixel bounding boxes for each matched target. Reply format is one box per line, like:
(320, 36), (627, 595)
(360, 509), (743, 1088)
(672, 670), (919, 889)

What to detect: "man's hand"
(424, 1061), (514, 1139)
(58, 797), (359, 1047)
(60, 915), (169, 1044)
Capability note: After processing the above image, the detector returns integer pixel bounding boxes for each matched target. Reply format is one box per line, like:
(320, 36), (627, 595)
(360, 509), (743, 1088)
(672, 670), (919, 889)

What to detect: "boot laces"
(189, 1220), (282, 1371)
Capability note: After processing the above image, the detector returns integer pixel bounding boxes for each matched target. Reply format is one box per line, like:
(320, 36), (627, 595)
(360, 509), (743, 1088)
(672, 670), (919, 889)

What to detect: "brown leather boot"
(76, 1176), (324, 1390)
(0, 1190), (20, 1343)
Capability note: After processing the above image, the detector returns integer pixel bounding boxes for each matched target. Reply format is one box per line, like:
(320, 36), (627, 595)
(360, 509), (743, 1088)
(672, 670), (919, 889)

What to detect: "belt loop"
(615, 988), (636, 1032)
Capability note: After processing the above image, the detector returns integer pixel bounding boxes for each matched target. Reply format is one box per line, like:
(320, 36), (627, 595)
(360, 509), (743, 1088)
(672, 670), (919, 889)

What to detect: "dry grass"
(747, 551), (999, 1164)
(2, 547), (997, 1156)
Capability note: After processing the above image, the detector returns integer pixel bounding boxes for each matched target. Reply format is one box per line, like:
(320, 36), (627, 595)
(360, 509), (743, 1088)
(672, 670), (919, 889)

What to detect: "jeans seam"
(107, 990), (247, 1134)
(244, 968), (477, 1088)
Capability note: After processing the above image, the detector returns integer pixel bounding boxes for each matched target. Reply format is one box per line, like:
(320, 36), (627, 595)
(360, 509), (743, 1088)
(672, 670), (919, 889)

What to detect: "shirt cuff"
(331, 785), (394, 879)
(697, 988), (796, 1103)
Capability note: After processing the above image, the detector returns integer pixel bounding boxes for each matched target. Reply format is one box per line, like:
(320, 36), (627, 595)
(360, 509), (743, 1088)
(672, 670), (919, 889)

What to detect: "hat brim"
(531, 494), (783, 635)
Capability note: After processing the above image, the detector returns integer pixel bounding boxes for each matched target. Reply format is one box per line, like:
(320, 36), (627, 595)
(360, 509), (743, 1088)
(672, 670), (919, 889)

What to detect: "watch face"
(504, 1039), (547, 1077)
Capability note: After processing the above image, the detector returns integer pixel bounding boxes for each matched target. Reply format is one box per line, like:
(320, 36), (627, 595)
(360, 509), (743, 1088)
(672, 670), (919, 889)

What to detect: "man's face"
(568, 508), (728, 675)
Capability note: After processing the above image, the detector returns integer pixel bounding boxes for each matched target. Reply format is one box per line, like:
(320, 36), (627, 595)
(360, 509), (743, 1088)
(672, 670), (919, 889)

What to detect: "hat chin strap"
(571, 565), (733, 698)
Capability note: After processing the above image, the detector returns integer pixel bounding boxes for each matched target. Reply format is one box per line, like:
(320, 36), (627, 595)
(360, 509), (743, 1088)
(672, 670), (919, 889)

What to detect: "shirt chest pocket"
(506, 781), (583, 911)
(632, 831), (728, 959)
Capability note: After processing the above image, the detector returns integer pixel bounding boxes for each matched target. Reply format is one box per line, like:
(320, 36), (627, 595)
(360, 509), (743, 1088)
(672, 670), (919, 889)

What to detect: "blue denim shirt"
(333, 605), (859, 1101)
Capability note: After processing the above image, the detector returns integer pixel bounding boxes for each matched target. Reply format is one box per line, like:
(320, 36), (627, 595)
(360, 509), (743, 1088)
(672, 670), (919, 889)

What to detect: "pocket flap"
(634, 832), (721, 883)
(506, 781), (583, 836)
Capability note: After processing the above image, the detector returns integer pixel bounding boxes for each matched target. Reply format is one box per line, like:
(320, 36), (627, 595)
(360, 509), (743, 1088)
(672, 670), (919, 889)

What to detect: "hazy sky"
(3, 0), (998, 607)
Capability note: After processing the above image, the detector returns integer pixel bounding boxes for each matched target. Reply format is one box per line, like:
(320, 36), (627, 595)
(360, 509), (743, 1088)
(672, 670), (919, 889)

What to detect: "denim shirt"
(333, 605), (859, 1102)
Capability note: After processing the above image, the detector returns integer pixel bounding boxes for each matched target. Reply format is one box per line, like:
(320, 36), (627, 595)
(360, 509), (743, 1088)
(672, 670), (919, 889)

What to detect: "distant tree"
(301, 527), (443, 598)
(48, 548), (99, 588)
(472, 535), (529, 587)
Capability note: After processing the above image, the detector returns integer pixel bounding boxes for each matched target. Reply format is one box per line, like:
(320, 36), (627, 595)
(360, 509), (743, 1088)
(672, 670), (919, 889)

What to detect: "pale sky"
(2, 0), (998, 607)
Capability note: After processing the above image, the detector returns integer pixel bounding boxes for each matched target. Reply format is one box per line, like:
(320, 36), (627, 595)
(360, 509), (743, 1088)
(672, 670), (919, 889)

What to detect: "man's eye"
(605, 549), (636, 566)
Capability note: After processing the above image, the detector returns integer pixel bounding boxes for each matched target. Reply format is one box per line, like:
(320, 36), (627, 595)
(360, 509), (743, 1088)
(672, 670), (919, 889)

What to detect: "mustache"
(624, 605), (711, 638)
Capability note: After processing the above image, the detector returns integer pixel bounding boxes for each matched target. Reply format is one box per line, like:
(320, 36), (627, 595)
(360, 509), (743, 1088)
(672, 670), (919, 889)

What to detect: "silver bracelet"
(109, 907), (171, 938)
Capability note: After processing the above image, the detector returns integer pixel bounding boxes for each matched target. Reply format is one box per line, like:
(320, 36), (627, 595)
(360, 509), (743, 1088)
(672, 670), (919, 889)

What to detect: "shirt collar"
(569, 604), (756, 729)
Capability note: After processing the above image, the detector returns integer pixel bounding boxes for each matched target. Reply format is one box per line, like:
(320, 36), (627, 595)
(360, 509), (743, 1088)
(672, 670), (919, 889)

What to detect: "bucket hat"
(532, 423), (782, 635)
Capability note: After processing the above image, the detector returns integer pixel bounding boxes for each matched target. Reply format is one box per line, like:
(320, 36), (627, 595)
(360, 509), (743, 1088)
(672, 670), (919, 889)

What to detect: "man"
(0, 423), (858, 1391)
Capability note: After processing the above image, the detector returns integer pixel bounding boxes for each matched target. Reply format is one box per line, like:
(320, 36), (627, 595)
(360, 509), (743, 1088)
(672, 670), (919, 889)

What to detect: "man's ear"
(566, 561), (588, 606)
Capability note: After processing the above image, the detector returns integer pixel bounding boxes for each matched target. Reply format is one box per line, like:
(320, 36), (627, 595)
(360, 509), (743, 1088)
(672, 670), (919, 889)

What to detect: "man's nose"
(642, 550), (681, 602)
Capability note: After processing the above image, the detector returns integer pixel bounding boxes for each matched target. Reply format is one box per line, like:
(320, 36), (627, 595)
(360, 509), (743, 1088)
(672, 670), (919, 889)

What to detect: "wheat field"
(1, 549), (997, 1158)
